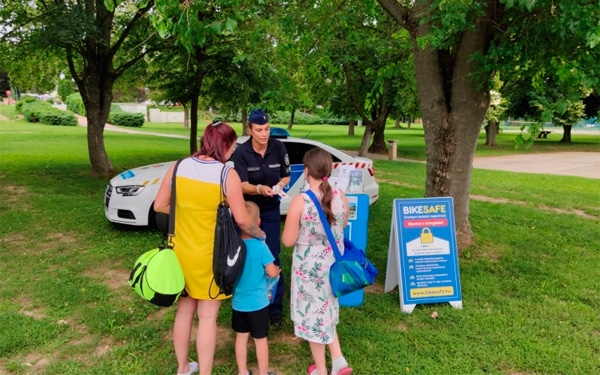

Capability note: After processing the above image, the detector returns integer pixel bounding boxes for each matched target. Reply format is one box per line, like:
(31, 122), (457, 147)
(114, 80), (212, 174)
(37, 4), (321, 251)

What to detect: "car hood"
(110, 161), (175, 186)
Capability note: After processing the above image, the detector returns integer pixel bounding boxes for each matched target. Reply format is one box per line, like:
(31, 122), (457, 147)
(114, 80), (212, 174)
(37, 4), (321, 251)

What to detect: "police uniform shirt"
(232, 138), (290, 211)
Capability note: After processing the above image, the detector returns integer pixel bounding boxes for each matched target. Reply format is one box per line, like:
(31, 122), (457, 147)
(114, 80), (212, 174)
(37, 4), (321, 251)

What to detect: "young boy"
(232, 201), (281, 375)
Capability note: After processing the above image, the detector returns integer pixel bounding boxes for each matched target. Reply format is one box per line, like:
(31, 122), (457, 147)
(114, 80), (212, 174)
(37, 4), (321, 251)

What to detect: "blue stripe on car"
(120, 170), (135, 179)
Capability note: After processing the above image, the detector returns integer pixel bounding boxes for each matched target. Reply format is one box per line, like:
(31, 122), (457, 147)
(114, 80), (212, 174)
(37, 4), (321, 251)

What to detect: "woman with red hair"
(155, 121), (265, 375)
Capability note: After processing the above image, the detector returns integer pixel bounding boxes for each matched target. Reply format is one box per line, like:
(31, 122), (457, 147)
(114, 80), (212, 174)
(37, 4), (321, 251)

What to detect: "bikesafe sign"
(384, 197), (463, 313)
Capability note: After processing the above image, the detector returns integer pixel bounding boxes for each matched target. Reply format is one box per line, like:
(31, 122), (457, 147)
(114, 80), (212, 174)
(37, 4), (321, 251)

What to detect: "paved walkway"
(345, 150), (600, 179)
(76, 115), (600, 179)
(471, 152), (599, 179)
(76, 114), (190, 139)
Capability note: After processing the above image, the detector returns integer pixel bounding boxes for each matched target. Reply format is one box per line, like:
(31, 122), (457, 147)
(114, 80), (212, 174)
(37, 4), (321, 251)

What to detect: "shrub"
(268, 110), (335, 125)
(109, 112), (145, 127)
(21, 101), (52, 122)
(21, 100), (77, 126)
(322, 117), (349, 125)
(15, 97), (37, 113)
(38, 111), (78, 126)
(214, 109), (346, 126)
(107, 104), (144, 127)
(66, 93), (86, 115)
(314, 109), (350, 125)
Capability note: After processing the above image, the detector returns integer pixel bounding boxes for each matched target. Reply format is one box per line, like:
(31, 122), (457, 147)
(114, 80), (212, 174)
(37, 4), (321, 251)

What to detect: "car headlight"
(115, 185), (145, 196)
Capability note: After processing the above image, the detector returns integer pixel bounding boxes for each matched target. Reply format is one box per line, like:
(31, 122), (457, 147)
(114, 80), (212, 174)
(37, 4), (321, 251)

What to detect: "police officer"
(232, 108), (290, 326)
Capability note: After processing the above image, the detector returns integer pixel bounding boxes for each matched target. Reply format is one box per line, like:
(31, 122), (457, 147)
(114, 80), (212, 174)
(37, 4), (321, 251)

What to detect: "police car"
(104, 136), (380, 227)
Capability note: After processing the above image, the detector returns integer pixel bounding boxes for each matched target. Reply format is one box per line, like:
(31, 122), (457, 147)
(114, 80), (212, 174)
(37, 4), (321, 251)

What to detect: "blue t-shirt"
(232, 238), (275, 312)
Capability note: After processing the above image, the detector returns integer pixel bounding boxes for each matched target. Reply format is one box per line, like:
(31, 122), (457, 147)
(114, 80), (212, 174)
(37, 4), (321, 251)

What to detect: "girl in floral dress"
(282, 148), (352, 375)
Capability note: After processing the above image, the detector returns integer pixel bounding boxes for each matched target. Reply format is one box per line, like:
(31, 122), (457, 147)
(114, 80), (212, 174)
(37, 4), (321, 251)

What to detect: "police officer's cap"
(249, 108), (269, 125)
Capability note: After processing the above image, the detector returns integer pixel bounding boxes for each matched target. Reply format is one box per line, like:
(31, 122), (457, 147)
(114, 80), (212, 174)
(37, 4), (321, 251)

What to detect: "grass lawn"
(1, 104), (599, 374)
(123, 118), (600, 159)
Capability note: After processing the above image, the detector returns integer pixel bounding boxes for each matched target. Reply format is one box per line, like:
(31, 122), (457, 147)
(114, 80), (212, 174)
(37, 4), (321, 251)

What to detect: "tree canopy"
(1, 0), (160, 175)
(377, 0), (599, 247)
(1, 0), (598, 246)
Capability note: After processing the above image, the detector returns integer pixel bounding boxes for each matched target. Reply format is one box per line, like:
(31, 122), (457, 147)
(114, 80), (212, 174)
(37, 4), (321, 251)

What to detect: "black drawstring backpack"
(209, 166), (247, 298)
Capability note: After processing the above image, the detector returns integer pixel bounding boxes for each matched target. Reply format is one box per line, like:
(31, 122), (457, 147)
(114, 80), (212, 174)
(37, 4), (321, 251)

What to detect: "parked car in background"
(104, 136), (379, 227)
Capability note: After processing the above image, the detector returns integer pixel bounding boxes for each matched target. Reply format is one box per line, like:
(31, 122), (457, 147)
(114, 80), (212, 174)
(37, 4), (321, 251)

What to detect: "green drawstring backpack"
(128, 160), (185, 307)
(129, 246), (185, 306)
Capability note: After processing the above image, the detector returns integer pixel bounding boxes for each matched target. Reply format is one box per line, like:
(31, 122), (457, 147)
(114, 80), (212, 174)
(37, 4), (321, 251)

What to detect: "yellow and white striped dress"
(172, 157), (231, 300)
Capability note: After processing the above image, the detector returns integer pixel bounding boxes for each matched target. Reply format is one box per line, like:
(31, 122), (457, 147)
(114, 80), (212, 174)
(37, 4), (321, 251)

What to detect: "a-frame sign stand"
(384, 197), (463, 313)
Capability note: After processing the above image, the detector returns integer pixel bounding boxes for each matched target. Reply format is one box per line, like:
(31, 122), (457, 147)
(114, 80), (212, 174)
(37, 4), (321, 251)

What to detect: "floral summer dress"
(291, 189), (347, 344)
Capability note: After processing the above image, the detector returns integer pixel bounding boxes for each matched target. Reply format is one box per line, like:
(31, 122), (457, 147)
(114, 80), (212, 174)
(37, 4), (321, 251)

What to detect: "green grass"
(1, 107), (600, 374)
(127, 118), (600, 159)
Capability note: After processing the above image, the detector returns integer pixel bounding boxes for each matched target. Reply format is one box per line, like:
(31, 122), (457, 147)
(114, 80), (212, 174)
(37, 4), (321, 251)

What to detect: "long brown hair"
(303, 147), (336, 226)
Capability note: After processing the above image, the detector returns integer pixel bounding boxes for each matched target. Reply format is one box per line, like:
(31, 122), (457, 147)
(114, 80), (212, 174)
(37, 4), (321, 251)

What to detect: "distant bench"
(537, 130), (552, 138)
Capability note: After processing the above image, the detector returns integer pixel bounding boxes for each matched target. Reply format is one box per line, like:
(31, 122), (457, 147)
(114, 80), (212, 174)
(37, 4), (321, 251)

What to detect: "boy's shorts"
(232, 306), (269, 339)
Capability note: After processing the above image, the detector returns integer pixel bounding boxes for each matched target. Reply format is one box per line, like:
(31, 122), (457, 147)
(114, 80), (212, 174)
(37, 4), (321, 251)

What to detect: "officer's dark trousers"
(260, 206), (284, 317)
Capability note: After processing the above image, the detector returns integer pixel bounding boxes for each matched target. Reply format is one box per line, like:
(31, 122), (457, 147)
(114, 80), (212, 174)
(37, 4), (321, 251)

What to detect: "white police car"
(104, 136), (380, 226)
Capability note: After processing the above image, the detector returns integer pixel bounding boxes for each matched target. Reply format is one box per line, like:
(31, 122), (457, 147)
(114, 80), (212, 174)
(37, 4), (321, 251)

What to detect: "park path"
(75, 113), (189, 139)
(74, 114), (600, 179)
(343, 150), (600, 179)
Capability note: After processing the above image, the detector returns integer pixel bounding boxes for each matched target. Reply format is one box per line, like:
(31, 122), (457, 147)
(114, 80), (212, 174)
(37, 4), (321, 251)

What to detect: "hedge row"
(66, 93), (144, 127)
(18, 99), (77, 126)
(109, 111), (145, 127)
(108, 104), (144, 127)
(221, 110), (350, 125)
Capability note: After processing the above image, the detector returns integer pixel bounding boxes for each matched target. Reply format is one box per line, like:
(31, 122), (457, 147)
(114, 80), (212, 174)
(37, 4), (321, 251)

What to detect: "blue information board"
(384, 197), (463, 313)
(339, 194), (370, 307)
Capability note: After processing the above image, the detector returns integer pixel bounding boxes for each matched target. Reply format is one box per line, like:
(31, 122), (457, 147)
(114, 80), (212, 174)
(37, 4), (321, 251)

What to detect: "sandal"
(307, 364), (317, 374)
(337, 368), (353, 375)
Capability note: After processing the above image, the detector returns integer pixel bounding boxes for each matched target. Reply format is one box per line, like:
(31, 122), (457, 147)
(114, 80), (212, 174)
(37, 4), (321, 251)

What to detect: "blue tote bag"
(305, 190), (378, 297)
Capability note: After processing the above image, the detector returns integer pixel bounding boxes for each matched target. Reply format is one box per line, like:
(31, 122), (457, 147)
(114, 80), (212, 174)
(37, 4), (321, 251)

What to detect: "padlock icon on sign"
(420, 227), (433, 243)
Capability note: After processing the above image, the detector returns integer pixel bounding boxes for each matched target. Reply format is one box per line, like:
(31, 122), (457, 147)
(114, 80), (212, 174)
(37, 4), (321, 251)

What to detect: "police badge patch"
(284, 154), (290, 166)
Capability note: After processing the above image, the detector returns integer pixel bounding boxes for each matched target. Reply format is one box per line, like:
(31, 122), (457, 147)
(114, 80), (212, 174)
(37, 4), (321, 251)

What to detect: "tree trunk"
(560, 125), (572, 142)
(407, 119), (412, 129)
(484, 121), (498, 146)
(357, 124), (373, 156)
(348, 118), (355, 136)
(40, 0), (153, 177)
(409, 0), (494, 249)
(190, 91), (199, 155)
(189, 48), (207, 155)
(368, 116), (389, 154)
(76, 55), (115, 177)
(395, 118), (403, 128)
(288, 108), (295, 130)
(353, 75), (391, 155)
(182, 103), (189, 129)
(241, 108), (248, 135)
(85, 105), (113, 176)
